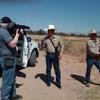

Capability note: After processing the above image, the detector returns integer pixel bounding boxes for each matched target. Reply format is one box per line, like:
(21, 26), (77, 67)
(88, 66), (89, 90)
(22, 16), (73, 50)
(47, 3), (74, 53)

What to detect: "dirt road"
(1, 51), (100, 100)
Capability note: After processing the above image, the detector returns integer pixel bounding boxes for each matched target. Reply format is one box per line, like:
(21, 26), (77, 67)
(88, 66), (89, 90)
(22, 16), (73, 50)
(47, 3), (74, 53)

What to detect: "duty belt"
(46, 52), (55, 54)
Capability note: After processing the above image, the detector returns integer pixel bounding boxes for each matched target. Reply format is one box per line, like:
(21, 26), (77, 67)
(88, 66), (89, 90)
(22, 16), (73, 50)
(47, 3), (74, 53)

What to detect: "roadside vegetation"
(82, 86), (100, 100)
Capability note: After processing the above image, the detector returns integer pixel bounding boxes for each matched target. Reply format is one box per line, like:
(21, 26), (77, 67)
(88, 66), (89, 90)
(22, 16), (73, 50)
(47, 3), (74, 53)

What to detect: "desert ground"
(0, 35), (100, 100)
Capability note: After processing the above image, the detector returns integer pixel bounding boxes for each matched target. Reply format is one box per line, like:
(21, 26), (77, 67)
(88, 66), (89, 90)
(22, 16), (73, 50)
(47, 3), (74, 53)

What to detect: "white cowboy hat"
(44, 25), (56, 33)
(89, 29), (96, 34)
(48, 25), (55, 30)
(88, 29), (97, 36)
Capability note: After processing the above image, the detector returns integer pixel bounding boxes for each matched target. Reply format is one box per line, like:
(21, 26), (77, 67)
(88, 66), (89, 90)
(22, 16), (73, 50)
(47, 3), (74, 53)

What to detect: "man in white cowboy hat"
(85, 29), (100, 87)
(41, 25), (64, 89)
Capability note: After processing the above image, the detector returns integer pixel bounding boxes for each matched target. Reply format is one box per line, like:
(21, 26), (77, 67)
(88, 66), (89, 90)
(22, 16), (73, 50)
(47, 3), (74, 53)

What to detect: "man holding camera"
(0, 16), (23, 100)
(85, 29), (100, 87)
(41, 25), (64, 89)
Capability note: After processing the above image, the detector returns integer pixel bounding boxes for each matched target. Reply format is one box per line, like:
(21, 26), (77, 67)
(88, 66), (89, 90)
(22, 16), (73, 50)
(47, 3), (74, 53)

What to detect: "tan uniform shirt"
(86, 39), (100, 58)
(42, 35), (64, 55)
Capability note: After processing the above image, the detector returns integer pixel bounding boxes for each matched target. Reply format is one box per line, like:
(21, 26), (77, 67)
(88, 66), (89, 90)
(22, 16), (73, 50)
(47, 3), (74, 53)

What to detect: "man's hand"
(16, 29), (24, 36)
(9, 29), (24, 48)
(59, 54), (62, 60)
(94, 54), (100, 60)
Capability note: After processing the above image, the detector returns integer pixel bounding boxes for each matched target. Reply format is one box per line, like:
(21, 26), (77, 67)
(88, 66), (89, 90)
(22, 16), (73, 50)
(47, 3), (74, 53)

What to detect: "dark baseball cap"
(0, 16), (12, 23)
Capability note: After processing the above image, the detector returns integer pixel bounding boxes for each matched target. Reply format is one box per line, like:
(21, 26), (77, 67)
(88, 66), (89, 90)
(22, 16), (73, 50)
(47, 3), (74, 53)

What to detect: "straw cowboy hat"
(89, 29), (97, 36)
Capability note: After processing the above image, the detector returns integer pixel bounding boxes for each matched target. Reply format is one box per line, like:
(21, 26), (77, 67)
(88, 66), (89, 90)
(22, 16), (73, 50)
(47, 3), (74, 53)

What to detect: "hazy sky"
(0, 0), (100, 34)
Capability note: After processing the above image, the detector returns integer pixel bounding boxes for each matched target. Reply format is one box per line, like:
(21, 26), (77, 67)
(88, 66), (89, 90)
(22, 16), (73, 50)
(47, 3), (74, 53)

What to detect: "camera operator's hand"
(16, 28), (24, 36)
(16, 29), (20, 36)
(9, 29), (23, 48)
(19, 29), (24, 35)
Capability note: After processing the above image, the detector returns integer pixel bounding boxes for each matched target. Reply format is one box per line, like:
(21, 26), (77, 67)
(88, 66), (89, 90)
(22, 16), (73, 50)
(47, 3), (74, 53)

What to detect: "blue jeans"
(0, 57), (16, 100)
(85, 59), (100, 83)
(46, 53), (61, 85)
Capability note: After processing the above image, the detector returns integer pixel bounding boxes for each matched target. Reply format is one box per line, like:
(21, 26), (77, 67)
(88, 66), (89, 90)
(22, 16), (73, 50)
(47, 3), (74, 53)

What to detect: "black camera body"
(7, 21), (30, 37)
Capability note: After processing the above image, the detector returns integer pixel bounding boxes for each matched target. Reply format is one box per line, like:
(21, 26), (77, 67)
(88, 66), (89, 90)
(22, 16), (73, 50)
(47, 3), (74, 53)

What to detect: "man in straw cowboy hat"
(41, 25), (64, 89)
(85, 29), (100, 87)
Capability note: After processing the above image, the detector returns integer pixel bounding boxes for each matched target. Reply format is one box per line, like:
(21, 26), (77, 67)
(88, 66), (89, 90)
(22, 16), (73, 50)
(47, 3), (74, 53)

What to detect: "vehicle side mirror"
(27, 37), (31, 42)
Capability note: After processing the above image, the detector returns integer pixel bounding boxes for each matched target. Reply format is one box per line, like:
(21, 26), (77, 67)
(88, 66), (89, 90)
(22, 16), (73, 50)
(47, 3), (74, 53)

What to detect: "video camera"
(7, 21), (30, 37)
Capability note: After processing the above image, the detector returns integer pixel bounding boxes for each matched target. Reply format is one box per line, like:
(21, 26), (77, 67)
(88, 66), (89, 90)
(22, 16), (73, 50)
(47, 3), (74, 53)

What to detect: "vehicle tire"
(29, 50), (37, 67)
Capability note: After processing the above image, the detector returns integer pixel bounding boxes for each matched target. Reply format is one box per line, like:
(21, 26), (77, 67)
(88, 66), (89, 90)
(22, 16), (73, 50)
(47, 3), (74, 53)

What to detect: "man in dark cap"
(0, 16), (12, 23)
(0, 16), (23, 100)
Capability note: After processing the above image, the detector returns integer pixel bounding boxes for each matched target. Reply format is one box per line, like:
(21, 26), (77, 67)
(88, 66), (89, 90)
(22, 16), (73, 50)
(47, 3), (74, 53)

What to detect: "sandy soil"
(16, 51), (100, 100)
(0, 36), (100, 100)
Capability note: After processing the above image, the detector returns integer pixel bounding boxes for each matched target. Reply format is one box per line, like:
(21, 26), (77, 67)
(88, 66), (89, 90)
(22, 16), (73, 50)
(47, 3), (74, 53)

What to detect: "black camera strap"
(49, 37), (56, 49)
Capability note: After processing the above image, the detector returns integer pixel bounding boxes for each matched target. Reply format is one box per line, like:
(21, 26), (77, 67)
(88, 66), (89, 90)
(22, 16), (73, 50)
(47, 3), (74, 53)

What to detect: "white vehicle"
(16, 33), (39, 67)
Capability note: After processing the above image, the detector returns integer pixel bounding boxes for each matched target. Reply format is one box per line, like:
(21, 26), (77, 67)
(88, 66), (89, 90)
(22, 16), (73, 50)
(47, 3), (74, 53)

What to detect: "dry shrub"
(63, 40), (86, 63)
